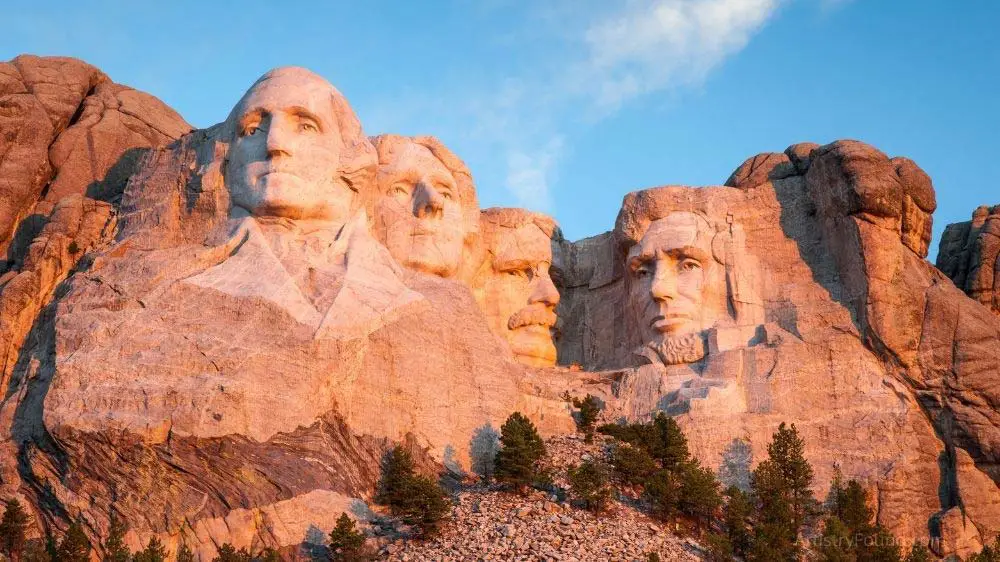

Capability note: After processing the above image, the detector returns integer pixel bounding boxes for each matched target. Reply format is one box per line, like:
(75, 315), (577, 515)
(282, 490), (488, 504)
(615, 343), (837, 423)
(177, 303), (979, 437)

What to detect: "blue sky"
(3, 1), (997, 257)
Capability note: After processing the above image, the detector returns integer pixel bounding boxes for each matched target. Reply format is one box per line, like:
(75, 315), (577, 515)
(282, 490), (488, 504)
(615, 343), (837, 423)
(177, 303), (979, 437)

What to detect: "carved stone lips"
(651, 313), (693, 332)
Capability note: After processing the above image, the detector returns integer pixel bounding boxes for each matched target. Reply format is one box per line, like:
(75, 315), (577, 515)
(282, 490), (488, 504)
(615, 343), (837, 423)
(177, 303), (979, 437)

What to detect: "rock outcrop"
(938, 204), (1000, 316)
(1, 57), (999, 559)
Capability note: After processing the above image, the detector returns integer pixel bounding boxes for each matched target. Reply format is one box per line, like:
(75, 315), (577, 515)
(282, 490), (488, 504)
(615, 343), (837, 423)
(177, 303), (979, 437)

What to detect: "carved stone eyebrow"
(237, 107), (266, 128)
(286, 106), (324, 130)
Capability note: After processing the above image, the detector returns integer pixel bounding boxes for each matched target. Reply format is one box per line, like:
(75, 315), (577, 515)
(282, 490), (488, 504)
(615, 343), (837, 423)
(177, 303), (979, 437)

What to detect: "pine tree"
(765, 423), (814, 531)
(57, 520), (92, 562)
(649, 413), (690, 471)
(212, 543), (251, 562)
(825, 477), (902, 562)
(609, 443), (658, 486)
(494, 412), (547, 492)
(0, 499), (31, 560)
(176, 543), (195, 562)
(374, 445), (451, 535)
(569, 394), (602, 442)
(817, 516), (854, 562)
(863, 525), (902, 562)
(704, 532), (735, 562)
(327, 512), (369, 561)
(567, 460), (611, 512)
(721, 486), (752, 559)
(644, 469), (681, 521)
(967, 537), (1000, 562)
(131, 536), (168, 562)
(393, 475), (451, 534)
(21, 538), (51, 562)
(749, 423), (815, 562)
(255, 547), (280, 562)
(374, 445), (416, 508)
(903, 542), (931, 562)
(677, 460), (722, 531)
(103, 511), (131, 562)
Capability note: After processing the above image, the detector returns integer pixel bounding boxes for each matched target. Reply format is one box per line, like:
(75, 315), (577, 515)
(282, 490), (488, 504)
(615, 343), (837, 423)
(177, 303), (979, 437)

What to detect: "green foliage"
(212, 543), (251, 562)
(494, 412), (547, 492)
(328, 512), (369, 561)
(103, 511), (131, 562)
(566, 394), (602, 442)
(567, 460), (611, 512)
(22, 538), (52, 562)
(828, 477), (873, 535)
(644, 469), (681, 520)
(966, 536), (1000, 562)
(864, 526), (902, 562)
(131, 537), (168, 562)
(816, 516), (854, 562)
(255, 547), (280, 562)
(820, 476), (902, 562)
(646, 553), (662, 562)
(704, 532), (735, 562)
(722, 486), (752, 558)
(68, 241), (80, 255)
(392, 475), (451, 534)
(599, 413), (690, 471)
(678, 460), (722, 529)
(609, 443), (658, 486)
(748, 423), (814, 562)
(374, 445), (416, 507)
(902, 542), (931, 562)
(56, 520), (92, 562)
(603, 413), (719, 530)
(176, 543), (196, 562)
(374, 445), (451, 535)
(0, 498), (31, 560)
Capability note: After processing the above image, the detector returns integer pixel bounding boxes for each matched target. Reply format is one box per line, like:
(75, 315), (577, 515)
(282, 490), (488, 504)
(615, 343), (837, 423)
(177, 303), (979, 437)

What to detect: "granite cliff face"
(0, 56), (998, 559)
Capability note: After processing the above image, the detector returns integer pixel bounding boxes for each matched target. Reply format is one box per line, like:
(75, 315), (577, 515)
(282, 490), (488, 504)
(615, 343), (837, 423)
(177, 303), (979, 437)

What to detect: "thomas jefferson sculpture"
(371, 134), (479, 278)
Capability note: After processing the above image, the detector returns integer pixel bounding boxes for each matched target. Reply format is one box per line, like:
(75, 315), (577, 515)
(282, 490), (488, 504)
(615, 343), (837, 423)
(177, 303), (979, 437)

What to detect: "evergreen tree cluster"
(563, 393), (603, 443)
(374, 445), (451, 536)
(493, 412), (549, 493)
(598, 413), (721, 530)
(968, 536), (1000, 562)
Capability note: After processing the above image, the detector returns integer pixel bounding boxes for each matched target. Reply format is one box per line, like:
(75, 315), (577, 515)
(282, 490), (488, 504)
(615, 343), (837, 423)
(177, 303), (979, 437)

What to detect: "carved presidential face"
(375, 140), (467, 278)
(225, 70), (352, 222)
(625, 212), (726, 357)
(481, 220), (560, 367)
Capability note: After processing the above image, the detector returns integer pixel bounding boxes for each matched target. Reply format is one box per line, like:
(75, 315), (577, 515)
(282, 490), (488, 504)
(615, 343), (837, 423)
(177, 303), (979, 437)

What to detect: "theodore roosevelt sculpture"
(473, 208), (562, 367)
(371, 134), (479, 278)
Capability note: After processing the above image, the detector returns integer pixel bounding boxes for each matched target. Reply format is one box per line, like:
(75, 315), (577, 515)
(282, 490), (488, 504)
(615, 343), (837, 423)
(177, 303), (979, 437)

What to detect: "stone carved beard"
(637, 331), (707, 366)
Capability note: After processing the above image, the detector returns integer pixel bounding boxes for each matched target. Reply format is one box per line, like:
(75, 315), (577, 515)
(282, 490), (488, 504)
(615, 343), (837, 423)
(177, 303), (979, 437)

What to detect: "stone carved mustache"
(508, 304), (558, 330)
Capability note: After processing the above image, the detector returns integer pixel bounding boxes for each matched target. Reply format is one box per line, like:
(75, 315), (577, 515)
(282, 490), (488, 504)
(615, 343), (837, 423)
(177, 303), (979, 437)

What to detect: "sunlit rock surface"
(0, 56), (998, 559)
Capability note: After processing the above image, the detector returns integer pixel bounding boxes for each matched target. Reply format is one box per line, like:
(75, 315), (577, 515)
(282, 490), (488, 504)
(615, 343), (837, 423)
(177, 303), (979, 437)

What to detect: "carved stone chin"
(637, 331), (707, 366)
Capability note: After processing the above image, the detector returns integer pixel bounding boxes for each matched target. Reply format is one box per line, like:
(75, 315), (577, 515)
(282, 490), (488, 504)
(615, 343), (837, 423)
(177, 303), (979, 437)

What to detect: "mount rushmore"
(1, 55), (999, 558)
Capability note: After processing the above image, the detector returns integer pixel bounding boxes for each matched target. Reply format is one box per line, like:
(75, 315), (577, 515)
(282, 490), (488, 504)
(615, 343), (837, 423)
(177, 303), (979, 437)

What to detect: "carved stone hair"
(479, 207), (561, 244)
(613, 185), (764, 328)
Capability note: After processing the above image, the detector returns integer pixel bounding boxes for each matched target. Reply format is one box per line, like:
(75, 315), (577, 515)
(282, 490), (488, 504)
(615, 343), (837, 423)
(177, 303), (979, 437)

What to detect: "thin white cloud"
(579, 0), (783, 111)
(367, 0), (784, 215)
(505, 137), (564, 211)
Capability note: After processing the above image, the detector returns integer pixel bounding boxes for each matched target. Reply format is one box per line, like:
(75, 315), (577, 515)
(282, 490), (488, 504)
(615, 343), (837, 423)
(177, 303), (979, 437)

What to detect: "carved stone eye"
(679, 259), (702, 272)
(299, 122), (318, 133)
